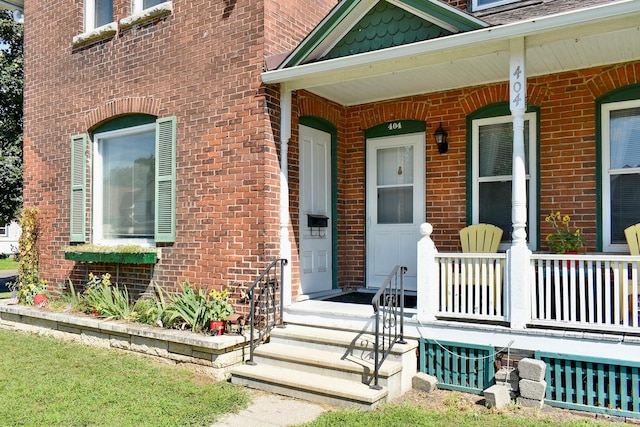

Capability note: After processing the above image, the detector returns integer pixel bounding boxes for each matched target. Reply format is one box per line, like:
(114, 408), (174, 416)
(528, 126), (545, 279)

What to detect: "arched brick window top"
(85, 98), (161, 131)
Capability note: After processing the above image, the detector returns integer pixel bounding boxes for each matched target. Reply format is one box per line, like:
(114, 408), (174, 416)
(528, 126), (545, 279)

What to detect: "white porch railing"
(530, 254), (640, 332)
(417, 223), (640, 332)
(435, 253), (507, 322)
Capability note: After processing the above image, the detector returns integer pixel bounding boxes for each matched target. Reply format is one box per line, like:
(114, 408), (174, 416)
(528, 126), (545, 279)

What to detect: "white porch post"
(507, 37), (532, 329)
(417, 223), (439, 322)
(279, 84), (293, 306)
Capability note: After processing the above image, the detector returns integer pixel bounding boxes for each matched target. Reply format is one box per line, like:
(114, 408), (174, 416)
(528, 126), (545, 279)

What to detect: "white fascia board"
(262, 0), (640, 85)
(0, 0), (23, 11)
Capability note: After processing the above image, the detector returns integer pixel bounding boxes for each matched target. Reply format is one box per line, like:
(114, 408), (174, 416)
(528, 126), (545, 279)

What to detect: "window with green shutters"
(70, 134), (87, 242)
(69, 116), (176, 245)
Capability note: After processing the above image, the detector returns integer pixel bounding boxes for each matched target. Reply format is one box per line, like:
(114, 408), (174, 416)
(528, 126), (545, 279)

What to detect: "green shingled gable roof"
(279, 0), (486, 68)
(323, 1), (452, 60)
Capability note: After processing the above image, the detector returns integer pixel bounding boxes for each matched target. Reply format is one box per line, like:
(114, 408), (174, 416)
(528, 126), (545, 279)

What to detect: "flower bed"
(0, 301), (248, 381)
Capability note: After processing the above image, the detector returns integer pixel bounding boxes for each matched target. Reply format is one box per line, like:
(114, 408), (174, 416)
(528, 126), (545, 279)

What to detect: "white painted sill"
(72, 2), (172, 49)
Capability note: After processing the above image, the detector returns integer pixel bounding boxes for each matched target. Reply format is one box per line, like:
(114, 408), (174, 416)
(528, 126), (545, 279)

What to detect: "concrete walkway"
(212, 391), (329, 427)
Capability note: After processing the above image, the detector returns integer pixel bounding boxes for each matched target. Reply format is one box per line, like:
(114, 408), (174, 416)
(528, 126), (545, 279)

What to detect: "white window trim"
(0, 225), (8, 237)
(84, 0), (113, 32)
(471, 112), (538, 251)
(92, 123), (156, 247)
(131, 0), (170, 14)
(471, 0), (519, 12)
(601, 98), (640, 252)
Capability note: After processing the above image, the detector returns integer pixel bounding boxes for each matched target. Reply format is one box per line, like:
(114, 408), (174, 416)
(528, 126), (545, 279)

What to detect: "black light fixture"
(433, 122), (448, 154)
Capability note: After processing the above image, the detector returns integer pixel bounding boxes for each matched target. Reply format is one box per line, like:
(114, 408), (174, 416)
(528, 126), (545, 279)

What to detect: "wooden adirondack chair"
(447, 224), (504, 315)
(459, 223), (503, 253)
(625, 223), (640, 256)
(624, 223), (640, 325)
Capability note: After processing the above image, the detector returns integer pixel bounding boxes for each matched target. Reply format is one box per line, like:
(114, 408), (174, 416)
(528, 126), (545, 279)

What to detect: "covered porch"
(264, 0), (640, 317)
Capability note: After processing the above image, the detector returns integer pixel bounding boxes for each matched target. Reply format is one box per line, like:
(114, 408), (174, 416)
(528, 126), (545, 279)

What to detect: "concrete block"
(484, 384), (512, 409)
(168, 341), (193, 357)
(517, 358), (546, 382)
(110, 334), (131, 350)
(412, 373), (438, 393)
(519, 378), (547, 400)
(517, 396), (544, 409)
(131, 335), (169, 357)
(495, 367), (519, 383)
(81, 329), (111, 349)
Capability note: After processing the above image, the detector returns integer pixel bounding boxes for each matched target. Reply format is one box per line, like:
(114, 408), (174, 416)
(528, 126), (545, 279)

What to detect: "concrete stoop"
(230, 323), (418, 410)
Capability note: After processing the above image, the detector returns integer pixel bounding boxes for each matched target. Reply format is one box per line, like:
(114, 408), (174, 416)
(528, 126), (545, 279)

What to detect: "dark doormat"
(324, 292), (417, 309)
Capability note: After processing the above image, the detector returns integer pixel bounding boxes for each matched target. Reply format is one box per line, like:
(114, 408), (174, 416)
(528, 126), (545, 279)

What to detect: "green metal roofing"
(322, 1), (452, 60)
(280, 0), (486, 68)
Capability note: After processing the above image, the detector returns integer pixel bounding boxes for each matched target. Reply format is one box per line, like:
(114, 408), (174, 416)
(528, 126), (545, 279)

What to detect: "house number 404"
(388, 122), (402, 131)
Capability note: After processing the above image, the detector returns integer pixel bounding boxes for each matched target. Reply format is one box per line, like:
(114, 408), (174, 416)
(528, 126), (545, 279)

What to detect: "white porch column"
(417, 223), (439, 322)
(507, 37), (532, 329)
(279, 84), (293, 306)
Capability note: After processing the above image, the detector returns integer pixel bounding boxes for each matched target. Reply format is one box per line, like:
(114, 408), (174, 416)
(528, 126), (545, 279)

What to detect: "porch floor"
(323, 291), (417, 308)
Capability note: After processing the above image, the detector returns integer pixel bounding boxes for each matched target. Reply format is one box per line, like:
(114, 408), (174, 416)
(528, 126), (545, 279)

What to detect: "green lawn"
(301, 403), (628, 427)
(0, 257), (18, 270)
(0, 329), (250, 426)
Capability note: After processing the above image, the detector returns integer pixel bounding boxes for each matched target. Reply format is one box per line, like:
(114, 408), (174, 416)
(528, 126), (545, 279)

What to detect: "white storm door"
(299, 125), (333, 295)
(366, 133), (425, 291)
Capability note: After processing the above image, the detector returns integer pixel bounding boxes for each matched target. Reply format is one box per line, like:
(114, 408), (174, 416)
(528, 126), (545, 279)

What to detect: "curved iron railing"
(246, 258), (288, 365)
(371, 265), (407, 389)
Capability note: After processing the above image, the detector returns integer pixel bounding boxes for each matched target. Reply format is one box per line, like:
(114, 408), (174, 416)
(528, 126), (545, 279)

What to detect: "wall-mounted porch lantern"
(433, 122), (448, 154)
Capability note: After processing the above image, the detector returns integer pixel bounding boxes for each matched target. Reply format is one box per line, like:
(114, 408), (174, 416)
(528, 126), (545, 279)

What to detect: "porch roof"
(262, 0), (640, 106)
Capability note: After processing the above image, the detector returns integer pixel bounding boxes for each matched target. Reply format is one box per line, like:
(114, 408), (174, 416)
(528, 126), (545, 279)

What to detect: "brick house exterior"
(23, 0), (640, 304)
(266, 0), (640, 298)
(23, 1), (337, 301)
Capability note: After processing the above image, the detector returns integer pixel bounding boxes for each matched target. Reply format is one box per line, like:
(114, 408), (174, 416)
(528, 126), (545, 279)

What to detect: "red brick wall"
(292, 61), (640, 288)
(265, 0), (338, 57)
(23, 0), (334, 306)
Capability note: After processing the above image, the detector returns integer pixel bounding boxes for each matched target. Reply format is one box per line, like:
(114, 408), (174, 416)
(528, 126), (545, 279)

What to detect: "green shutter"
(155, 116), (176, 242)
(70, 134), (87, 242)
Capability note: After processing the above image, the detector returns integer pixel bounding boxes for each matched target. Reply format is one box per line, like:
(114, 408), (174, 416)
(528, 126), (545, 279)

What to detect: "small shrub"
(83, 273), (135, 320)
(162, 282), (212, 333)
(133, 286), (168, 327)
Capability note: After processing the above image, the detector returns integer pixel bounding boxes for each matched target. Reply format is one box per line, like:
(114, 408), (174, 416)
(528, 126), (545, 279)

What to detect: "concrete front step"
(251, 341), (402, 388)
(270, 323), (417, 360)
(231, 364), (388, 410)
(230, 323), (418, 409)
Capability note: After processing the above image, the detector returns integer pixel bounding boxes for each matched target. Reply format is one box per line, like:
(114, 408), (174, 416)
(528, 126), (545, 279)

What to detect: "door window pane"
(377, 146), (413, 185)
(378, 187), (413, 224)
(377, 145), (414, 224)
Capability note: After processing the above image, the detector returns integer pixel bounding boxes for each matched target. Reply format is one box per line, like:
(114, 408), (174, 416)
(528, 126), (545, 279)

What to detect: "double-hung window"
(86, 0), (113, 31)
(0, 225), (8, 237)
(470, 0), (519, 11)
(601, 98), (640, 252)
(70, 116), (176, 245)
(132, 0), (166, 13)
(469, 106), (538, 250)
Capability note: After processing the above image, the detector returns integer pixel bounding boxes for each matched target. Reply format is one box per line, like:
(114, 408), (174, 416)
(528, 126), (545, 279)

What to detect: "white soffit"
(263, 0), (640, 106)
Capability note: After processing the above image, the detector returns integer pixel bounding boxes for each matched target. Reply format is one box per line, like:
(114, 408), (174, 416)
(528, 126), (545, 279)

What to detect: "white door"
(366, 133), (425, 291)
(299, 125), (333, 295)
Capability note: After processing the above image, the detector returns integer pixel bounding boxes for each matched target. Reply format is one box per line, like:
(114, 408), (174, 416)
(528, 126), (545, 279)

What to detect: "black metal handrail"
(246, 258), (288, 365)
(371, 265), (407, 389)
